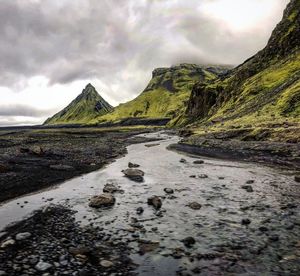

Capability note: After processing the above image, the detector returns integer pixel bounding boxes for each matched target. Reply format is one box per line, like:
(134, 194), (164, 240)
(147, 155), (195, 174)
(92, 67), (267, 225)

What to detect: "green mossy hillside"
(94, 64), (229, 124)
(44, 84), (113, 125)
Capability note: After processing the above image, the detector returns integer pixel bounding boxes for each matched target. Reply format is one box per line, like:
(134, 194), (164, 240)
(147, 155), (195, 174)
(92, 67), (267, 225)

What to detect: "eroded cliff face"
(185, 0), (300, 126)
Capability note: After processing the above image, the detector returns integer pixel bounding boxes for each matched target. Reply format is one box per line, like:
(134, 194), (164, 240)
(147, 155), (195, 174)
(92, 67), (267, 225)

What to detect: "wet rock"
(128, 162), (140, 168)
(35, 261), (52, 272)
(100, 260), (114, 268)
(50, 164), (75, 171)
(181, 237), (196, 247)
(241, 185), (253, 192)
(103, 183), (120, 193)
(147, 196), (162, 209)
(187, 202), (202, 210)
(294, 175), (300, 183)
(136, 207), (144, 215)
(246, 180), (255, 184)
(89, 193), (115, 208)
(164, 188), (174, 194)
(189, 175), (196, 178)
(241, 218), (251, 225)
(15, 232), (31, 241)
(180, 158), (187, 163)
(138, 240), (160, 254)
(122, 168), (145, 182)
(198, 174), (208, 179)
(1, 239), (15, 248)
(193, 160), (204, 164)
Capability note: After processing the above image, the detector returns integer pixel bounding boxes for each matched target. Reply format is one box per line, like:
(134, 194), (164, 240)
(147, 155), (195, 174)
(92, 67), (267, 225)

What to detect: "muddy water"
(0, 132), (299, 275)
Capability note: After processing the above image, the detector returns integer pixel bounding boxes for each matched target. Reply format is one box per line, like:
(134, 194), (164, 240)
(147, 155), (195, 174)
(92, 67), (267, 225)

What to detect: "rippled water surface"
(0, 132), (299, 275)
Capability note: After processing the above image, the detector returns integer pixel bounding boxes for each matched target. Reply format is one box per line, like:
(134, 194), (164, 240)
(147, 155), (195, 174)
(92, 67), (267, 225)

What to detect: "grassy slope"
(93, 64), (227, 124)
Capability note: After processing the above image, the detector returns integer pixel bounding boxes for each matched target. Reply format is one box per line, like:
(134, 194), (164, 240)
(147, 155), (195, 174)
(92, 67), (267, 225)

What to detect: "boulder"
(128, 162), (140, 168)
(147, 196), (162, 209)
(188, 202), (202, 210)
(89, 193), (115, 208)
(122, 168), (145, 182)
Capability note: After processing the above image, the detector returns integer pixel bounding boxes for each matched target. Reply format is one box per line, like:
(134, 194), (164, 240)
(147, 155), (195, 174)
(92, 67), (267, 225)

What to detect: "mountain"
(44, 83), (113, 125)
(94, 64), (230, 125)
(182, 0), (299, 141)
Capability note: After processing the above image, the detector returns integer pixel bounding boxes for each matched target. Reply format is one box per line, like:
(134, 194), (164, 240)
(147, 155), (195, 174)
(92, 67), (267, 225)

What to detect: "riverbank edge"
(168, 140), (300, 171)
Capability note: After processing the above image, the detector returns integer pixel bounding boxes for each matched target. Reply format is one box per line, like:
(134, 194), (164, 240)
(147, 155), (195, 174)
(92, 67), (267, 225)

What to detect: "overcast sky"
(0, 0), (289, 126)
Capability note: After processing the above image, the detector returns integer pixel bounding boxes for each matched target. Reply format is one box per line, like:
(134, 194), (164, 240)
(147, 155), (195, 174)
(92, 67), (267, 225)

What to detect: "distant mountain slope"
(94, 64), (230, 125)
(44, 83), (112, 125)
(183, 0), (300, 134)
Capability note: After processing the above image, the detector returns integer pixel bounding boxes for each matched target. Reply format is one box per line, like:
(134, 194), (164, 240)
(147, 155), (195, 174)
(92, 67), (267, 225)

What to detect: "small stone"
(193, 160), (204, 164)
(128, 162), (140, 168)
(259, 226), (269, 232)
(188, 202), (202, 210)
(103, 183), (119, 193)
(100, 260), (114, 268)
(164, 188), (174, 194)
(241, 218), (251, 225)
(147, 196), (162, 209)
(35, 261), (52, 272)
(241, 185), (253, 192)
(15, 232), (31, 241)
(1, 239), (15, 248)
(180, 158), (187, 163)
(198, 174), (208, 179)
(136, 207), (144, 215)
(246, 180), (254, 184)
(181, 237), (196, 247)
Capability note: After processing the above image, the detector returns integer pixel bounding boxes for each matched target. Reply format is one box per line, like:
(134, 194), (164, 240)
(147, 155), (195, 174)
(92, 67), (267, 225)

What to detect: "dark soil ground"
(0, 127), (159, 203)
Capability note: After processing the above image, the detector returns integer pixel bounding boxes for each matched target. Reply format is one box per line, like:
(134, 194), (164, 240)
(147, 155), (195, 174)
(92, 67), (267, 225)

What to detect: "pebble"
(35, 261), (53, 272)
(16, 232), (32, 241)
(164, 188), (174, 194)
(193, 160), (204, 164)
(181, 237), (196, 247)
(100, 260), (114, 268)
(241, 218), (251, 225)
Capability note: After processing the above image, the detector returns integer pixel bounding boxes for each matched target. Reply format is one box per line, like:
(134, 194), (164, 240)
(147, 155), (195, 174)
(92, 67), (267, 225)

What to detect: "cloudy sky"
(0, 0), (289, 126)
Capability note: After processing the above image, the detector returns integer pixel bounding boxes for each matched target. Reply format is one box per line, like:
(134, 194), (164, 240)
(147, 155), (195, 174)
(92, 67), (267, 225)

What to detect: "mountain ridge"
(44, 83), (113, 125)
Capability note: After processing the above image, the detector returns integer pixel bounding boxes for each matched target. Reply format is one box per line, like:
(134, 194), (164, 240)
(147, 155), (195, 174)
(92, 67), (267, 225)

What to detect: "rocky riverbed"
(0, 131), (299, 275)
(0, 127), (160, 202)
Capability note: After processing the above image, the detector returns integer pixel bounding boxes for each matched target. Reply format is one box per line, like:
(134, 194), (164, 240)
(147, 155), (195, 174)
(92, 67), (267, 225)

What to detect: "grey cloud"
(0, 0), (289, 97)
(0, 105), (56, 117)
